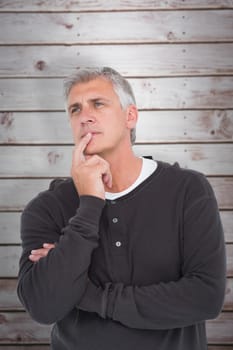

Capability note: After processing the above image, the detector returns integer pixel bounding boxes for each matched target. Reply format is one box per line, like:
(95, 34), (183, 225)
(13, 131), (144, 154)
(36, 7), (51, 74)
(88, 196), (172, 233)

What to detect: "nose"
(79, 106), (96, 125)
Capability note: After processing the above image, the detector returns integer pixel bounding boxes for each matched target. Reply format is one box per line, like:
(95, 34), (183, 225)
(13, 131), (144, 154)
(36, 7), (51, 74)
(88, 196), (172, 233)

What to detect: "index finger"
(73, 133), (92, 164)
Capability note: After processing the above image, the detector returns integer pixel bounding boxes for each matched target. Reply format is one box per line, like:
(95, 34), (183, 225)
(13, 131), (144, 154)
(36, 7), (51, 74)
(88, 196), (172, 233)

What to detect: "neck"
(103, 146), (142, 193)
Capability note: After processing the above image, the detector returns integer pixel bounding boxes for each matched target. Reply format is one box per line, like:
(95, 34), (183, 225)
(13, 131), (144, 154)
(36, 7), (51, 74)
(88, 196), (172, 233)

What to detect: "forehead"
(68, 77), (117, 101)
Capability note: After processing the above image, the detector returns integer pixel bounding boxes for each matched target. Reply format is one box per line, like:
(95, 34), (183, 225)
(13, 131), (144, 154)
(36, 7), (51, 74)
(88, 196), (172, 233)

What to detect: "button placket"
(111, 216), (123, 249)
(107, 203), (125, 255)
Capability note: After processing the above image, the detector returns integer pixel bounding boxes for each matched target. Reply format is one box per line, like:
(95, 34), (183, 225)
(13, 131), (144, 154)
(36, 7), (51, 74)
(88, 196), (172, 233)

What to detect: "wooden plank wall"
(0, 0), (233, 348)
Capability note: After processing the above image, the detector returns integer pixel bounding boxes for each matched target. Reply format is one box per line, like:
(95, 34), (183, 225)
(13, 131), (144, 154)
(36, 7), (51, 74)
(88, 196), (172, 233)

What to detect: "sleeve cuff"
(78, 280), (112, 319)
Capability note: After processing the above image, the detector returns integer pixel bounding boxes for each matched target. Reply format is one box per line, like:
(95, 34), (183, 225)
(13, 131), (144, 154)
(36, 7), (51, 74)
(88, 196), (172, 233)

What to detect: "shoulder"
(23, 178), (78, 215)
(48, 177), (76, 198)
(157, 160), (215, 200)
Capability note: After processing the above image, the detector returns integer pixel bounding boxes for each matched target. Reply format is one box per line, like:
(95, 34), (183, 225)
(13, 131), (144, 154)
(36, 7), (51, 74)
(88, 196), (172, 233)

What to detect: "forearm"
(106, 272), (226, 329)
(79, 265), (226, 330)
(17, 195), (105, 325)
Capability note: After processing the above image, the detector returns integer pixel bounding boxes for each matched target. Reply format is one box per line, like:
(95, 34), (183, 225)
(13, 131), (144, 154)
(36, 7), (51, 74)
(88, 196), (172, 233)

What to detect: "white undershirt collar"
(105, 158), (157, 200)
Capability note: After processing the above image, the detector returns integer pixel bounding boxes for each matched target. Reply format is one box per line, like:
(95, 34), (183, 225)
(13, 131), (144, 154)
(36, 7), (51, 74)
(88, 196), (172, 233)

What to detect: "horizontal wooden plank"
(1, 110), (233, 144)
(1, 211), (232, 245)
(0, 179), (51, 211)
(1, 11), (233, 44)
(0, 311), (232, 344)
(0, 177), (232, 211)
(136, 110), (233, 143)
(208, 178), (233, 210)
(0, 212), (21, 244)
(1, 244), (232, 278)
(0, 279), (21, 310)
(0, 347), (50, 350)
(208, 347), (233, 350)
(1, 44), (233, 78)
(206, 312), (233, 344)
(0, 277), (232, 311)
(0, 346), (231, 350)
(0, 0), (233, 11)
(0, 345), (231, 350)
(0, 247), (22, 277)
(0, 112), (72, 144)
(225, 278), (233, 311)
(212, 178), (233, 209)
(221, 211), (233, 244)
(1, 77), (233, 111)
(0, 144), (232, 177)
(0, 312), (51, 344)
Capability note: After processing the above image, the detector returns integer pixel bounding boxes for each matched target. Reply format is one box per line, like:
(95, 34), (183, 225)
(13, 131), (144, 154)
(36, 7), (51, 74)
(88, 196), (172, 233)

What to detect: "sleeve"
(78, 184), (226, 330)
(17, 193), (105, 325)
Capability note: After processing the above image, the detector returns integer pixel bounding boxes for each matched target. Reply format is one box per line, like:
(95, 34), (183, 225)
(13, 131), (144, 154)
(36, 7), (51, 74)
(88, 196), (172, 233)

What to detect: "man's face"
(67, 77), (135, 157)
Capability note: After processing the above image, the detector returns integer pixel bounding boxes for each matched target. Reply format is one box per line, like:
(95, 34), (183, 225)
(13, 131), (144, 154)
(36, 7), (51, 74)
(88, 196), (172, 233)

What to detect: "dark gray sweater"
(17, 161), (226, 350)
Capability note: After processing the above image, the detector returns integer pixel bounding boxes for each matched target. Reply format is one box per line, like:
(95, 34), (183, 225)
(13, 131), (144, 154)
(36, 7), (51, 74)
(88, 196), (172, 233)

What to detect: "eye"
(94, 100), (104, 108)
(70, 105), (81, 115)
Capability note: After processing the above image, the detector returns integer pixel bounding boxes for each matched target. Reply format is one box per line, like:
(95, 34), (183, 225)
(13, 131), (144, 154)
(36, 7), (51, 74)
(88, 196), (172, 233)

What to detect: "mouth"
(81, 131), (101, 138)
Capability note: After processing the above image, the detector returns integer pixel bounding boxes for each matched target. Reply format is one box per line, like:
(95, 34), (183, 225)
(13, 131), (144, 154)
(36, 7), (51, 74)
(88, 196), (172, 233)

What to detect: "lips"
(81, 131), (101, 138)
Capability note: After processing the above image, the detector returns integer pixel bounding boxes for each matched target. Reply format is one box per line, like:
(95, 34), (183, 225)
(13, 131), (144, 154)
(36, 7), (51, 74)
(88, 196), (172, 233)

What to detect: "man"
(18, 67), (226, 349)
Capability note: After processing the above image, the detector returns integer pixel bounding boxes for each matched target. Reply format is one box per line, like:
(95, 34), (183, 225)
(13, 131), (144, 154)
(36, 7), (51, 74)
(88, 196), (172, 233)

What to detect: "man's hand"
(29, 243), (55, 262)
(71, 133), (112, 200)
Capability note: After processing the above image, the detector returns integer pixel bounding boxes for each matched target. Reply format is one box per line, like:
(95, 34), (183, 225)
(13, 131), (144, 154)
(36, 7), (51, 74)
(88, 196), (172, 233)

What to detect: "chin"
(85, 144), (103, 156)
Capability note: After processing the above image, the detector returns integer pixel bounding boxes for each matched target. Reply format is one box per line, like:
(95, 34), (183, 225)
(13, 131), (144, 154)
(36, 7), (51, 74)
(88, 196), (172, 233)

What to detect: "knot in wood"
(35, 60), (46, 71)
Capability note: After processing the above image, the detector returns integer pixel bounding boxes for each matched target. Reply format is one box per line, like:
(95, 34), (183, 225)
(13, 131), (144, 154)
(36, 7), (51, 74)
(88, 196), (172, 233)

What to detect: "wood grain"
(208, 178), (233, 210)
(0, 212), (21, 244)
(0, 312), (51, 343)
(1, 11), (233, 44)
(1, 44), (233, 77)
(225, 278), (233, 311)
(1, 144), (232, 177)
(206, 312), (233, 344)
(221, 212), (233, 244)
(1, 110), (233, 144)
(208, 347), (233, 350)
(0, 347), (50, 350)
(1, 77), (233, 111)
(0, 279), (21, 310)
(0, 179), (51, 211)
(0, 0), (232, 11)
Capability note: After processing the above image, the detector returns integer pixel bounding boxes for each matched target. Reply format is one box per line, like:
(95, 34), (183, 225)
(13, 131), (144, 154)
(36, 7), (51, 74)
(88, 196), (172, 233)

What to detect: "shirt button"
(112, 218), (118, 223)
(115, 241), (122, 247)
(111, 200), (116, 205)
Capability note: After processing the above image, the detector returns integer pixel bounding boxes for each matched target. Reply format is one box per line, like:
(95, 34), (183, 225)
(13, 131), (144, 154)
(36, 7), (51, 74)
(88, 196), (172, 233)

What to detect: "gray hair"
(63, 67), (137, 144)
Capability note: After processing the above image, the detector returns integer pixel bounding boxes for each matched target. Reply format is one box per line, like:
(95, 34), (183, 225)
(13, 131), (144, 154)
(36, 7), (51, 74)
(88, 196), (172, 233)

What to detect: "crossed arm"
(28, 192), (226, 330)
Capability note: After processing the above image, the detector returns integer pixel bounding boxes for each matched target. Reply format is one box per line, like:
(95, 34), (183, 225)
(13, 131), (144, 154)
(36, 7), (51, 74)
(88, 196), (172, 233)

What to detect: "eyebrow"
(68, 102), (81, 113)
(68, 97), (111, 113)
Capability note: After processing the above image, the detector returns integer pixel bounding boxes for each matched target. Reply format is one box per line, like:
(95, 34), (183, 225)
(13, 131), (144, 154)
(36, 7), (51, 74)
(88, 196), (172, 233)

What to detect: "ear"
(126, 104), (138, 130)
